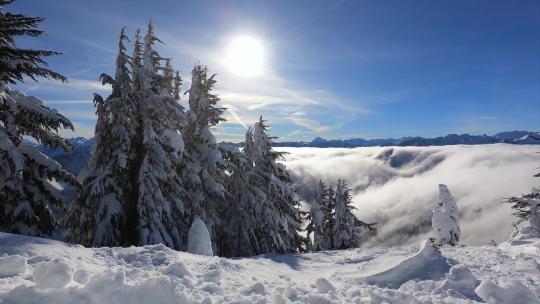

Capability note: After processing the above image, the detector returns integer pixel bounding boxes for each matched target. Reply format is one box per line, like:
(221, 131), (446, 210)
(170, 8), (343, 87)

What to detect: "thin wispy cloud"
(16, 78), (110, 93)
(46, 100), (93, 105)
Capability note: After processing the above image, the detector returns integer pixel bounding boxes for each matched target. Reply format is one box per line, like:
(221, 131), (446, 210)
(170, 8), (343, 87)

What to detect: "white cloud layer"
(278, 144), (540, 247)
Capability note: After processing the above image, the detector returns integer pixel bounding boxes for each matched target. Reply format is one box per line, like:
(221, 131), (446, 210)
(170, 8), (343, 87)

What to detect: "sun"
(224, 36), (264, 77)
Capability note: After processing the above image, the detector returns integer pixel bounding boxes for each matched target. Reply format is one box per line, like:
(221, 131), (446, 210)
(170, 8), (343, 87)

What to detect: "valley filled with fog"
(279, 144), (539, 247)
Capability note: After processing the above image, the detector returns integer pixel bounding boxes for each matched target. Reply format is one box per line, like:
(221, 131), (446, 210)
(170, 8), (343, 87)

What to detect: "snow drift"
(279, 144), (539, 246)
(363, 240), (451, 288)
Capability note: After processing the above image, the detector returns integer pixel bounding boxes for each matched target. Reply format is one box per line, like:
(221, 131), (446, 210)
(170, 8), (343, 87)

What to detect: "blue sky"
(10, 0), (540, 141)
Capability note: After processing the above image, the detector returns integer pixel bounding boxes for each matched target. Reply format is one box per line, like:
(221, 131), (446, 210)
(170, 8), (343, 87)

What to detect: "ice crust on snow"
(0, 232), (539, 303)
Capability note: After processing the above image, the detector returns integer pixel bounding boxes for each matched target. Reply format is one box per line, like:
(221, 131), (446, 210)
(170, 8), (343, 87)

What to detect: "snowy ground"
(1, 232), (538, 303)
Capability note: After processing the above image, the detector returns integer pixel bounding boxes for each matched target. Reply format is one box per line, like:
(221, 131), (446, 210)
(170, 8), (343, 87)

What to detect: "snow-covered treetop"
(112, 27), (131, 98)
(141, 20), (163, 92)
(173, 70), (182, 101)
(253, 116), (285, 163)
(188, 64), (226, 127)
(131, 29), (143, 91)
(438, 184), (459, 220)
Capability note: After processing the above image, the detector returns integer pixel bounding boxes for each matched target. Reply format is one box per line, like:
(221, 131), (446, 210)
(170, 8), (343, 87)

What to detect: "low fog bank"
(278, 144), (539, 247)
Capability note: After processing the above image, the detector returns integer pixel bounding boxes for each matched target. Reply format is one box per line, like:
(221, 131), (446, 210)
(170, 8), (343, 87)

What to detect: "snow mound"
(33, 260), (73, 290)
(315, 278), (335, 293)
(433, 265), (481, 301)
(187, 217), (213, 256)
(363, 239), (451, 288)
(475, 278), (539, 304)
(0, 255), (27, 277)
(242, 282), (265, 295)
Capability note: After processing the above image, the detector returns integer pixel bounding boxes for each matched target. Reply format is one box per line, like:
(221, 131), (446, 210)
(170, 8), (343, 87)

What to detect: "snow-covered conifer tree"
(0, 0), (77, 236)
(219, 128), (267, 257)
(66, 28), (135, 246)
(333, 179), (374, 249)
(68, 23), (188, 249)
(319, 185), (336, 250)
(182, 64), (227, 250)
(249, 116), (308, 253)
(431, 184), (460, 246)
(135, 21), (188, 249)
(307, 180), (328, 251)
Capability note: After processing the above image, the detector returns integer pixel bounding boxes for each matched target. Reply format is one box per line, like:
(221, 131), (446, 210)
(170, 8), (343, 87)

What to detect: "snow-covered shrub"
(431, 184), (460, 246)
(431, 185), (461, 246)
(187, 216), (213, 256)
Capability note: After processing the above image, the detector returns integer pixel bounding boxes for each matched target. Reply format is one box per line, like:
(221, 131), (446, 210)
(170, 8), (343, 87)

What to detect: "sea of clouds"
(278, 144), (539, 247)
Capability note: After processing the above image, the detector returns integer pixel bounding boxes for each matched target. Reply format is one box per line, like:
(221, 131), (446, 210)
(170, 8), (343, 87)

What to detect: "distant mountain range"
(35, 131), (539, 177)
(224, 130), (540, 148)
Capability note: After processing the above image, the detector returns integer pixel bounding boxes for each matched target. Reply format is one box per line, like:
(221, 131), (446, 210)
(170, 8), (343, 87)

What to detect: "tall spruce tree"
(319, 185), (336, 250)
(307, 180), (328, 251)
(66, 28), (135, 246)
(183, 64), (227, 250)
(135, 21), (187, 249)
(219, 127), (269, 257)
(0, 0), (77, 236)
(333, 179), (374, 249)
(251, 116), (308, 253)
(68, 22), (188, 249)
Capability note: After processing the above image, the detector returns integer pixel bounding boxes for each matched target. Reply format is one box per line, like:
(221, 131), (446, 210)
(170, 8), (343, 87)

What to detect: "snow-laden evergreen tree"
(307, 180), (328, 251)
(135, 21), (188, 249)
(67, 22), (188, 249)
(431, 184), (460, 246)
(0, 0), (77, 236)
(182, 64), (227, 250)
(504, 173), (540, 238)
(249, 116), (308, 253)
(319, 185), (336, 250)
(219, 128), (267, 257)
(333, 179), (374, 249)
(66, 28), (136, 246)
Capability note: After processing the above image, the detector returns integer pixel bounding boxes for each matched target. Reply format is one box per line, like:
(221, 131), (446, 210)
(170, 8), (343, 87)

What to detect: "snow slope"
(1, 232), (538, 303)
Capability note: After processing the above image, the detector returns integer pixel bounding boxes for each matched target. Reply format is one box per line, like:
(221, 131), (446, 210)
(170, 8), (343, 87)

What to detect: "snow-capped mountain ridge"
(223, 130), (540, 148)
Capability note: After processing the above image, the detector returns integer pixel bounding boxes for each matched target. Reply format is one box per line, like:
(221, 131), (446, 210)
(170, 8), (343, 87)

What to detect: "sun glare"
(224, 36), (264, 77)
